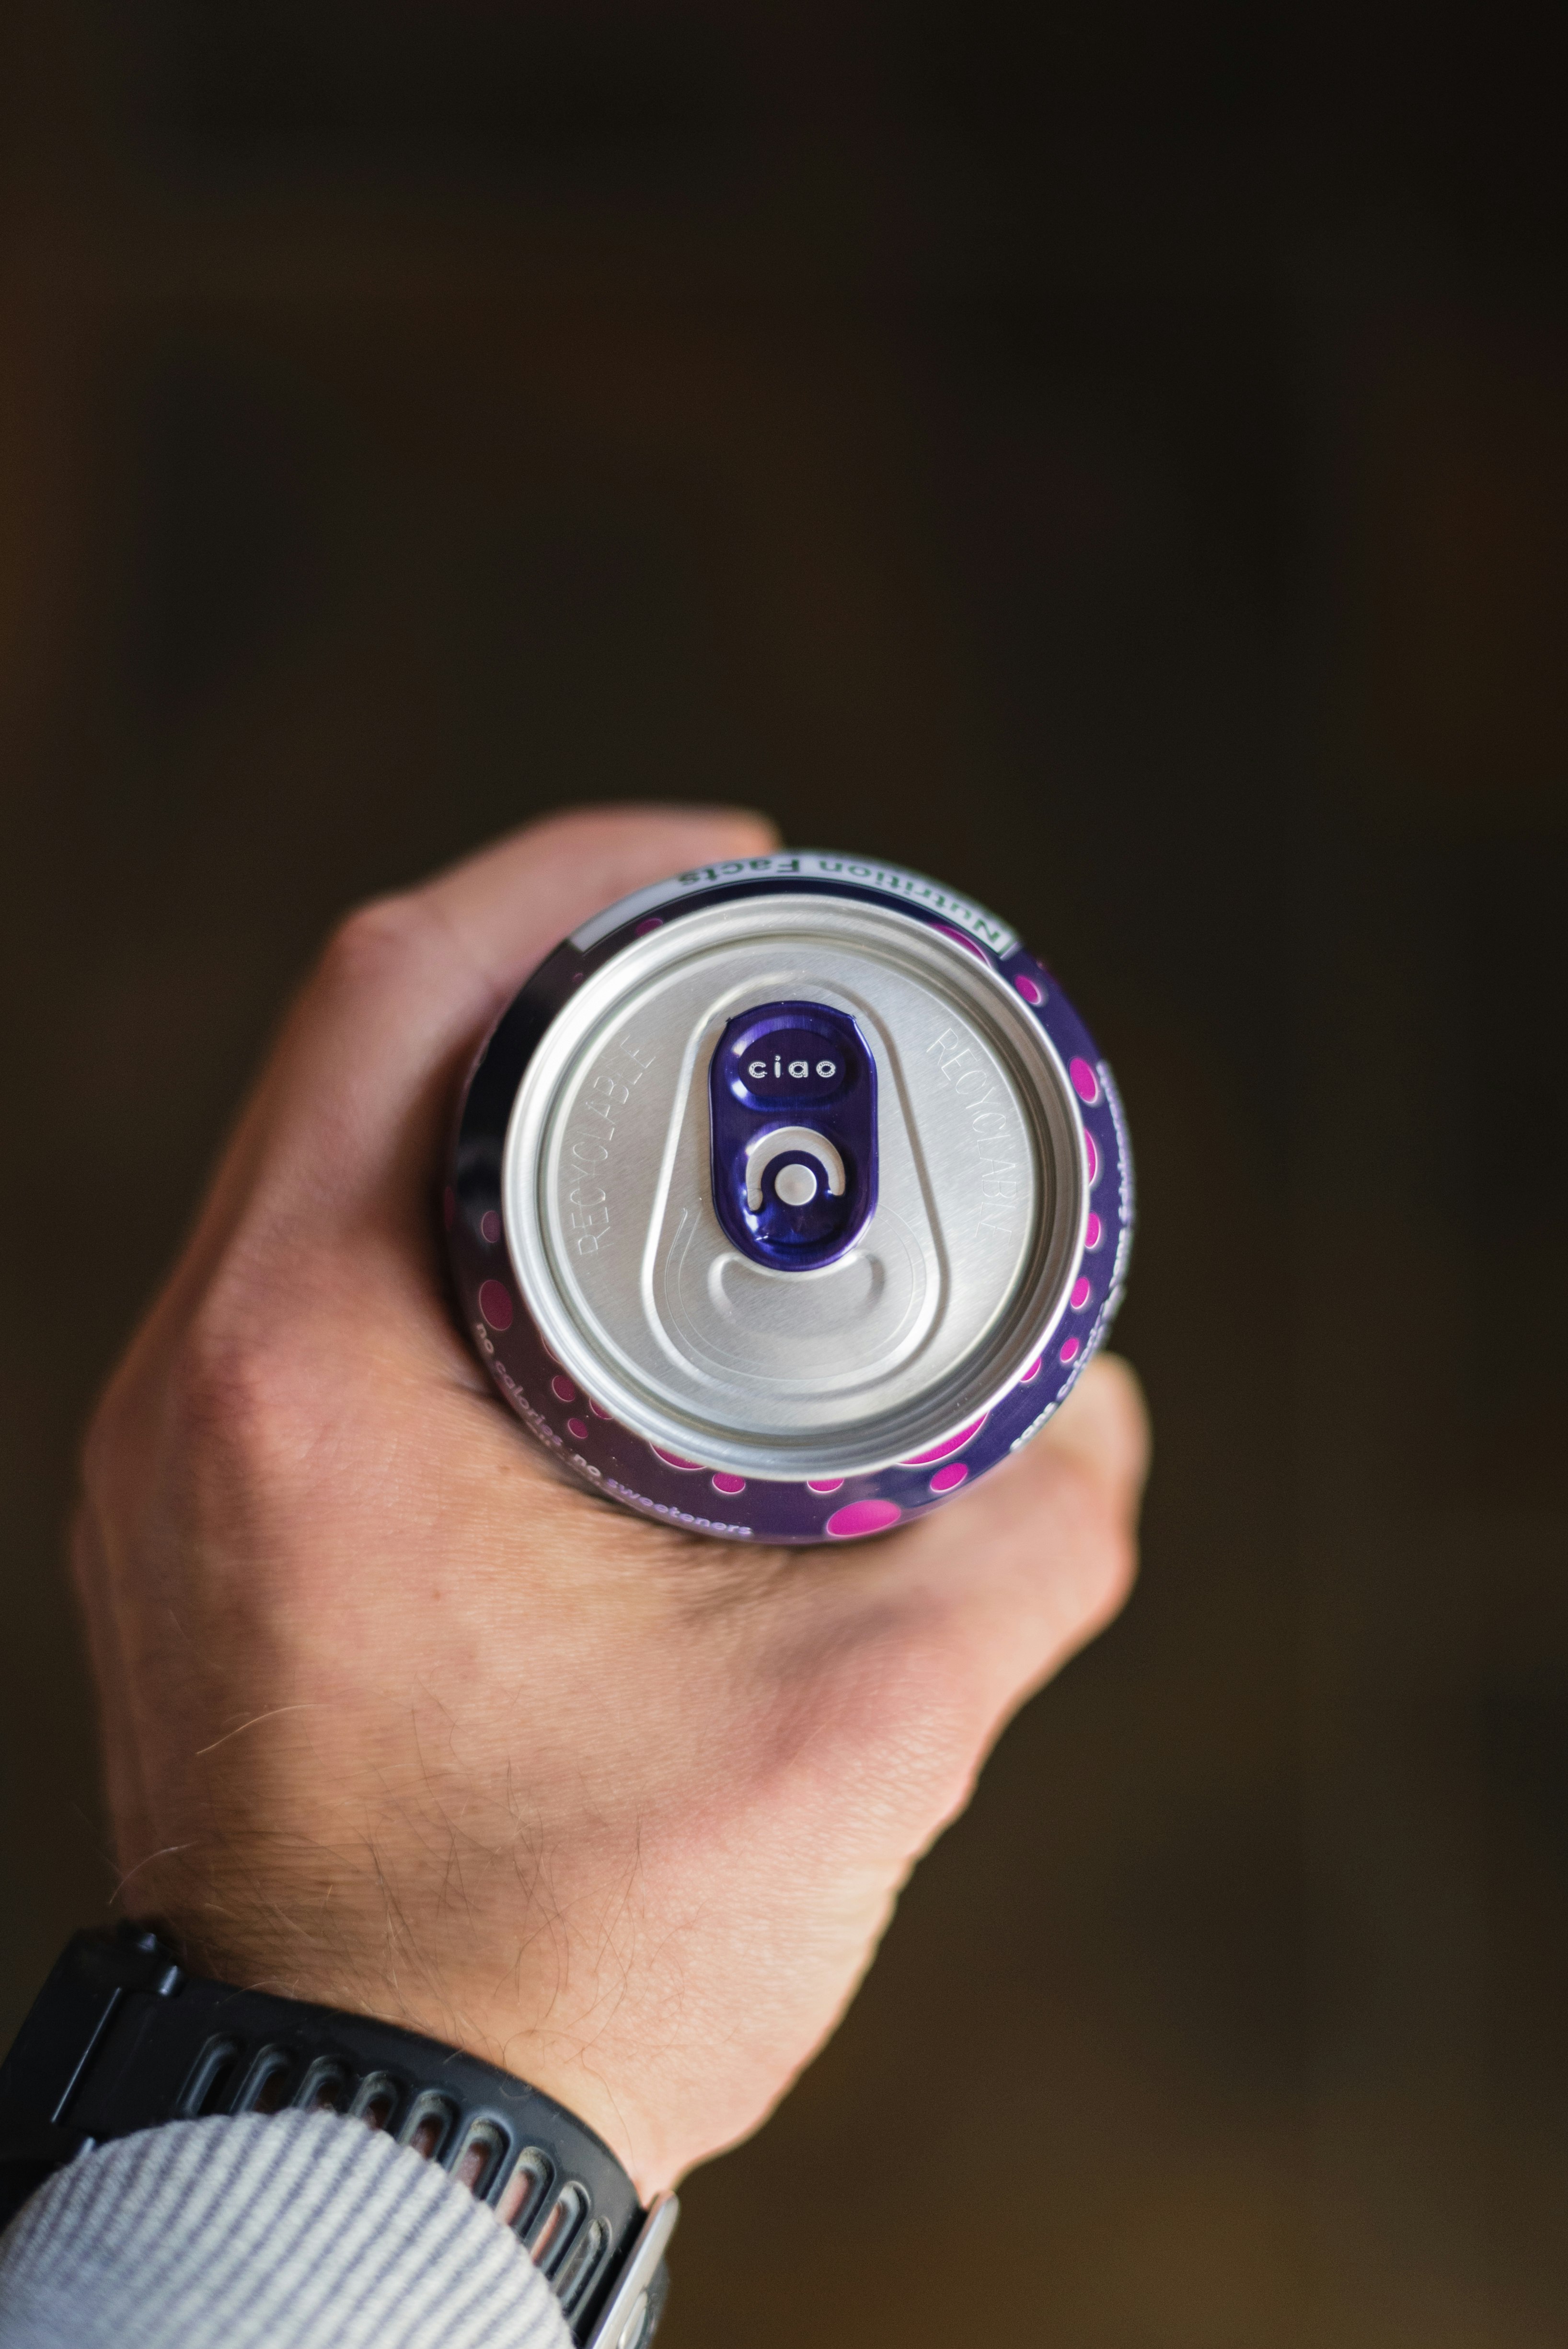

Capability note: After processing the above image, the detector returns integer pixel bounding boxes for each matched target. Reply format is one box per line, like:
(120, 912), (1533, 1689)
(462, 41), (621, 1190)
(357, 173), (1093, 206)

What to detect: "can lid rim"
(500, 892), (1088, 1480)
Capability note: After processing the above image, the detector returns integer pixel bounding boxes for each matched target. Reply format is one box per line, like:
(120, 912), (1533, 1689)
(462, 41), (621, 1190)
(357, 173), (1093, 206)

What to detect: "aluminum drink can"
(446, 851), (1132, 1543)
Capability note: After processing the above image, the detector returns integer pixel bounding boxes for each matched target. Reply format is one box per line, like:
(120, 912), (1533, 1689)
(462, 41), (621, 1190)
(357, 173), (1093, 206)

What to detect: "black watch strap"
(0, 1926), (674, 2349)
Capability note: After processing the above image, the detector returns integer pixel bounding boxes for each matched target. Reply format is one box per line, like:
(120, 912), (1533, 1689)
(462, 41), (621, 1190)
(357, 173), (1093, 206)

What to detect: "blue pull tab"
(709, 1000), (878, 1271)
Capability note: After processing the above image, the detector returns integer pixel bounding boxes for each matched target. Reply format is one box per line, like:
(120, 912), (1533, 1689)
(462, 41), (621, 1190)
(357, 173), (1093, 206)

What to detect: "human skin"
(72, 805), (1150, 2198)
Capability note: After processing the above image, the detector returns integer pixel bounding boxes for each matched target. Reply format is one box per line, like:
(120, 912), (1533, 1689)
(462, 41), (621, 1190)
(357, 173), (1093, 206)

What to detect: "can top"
(501, 891), (1086, 1481)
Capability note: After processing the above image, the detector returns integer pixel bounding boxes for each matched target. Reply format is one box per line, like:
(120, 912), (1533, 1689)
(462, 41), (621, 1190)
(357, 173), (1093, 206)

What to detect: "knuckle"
(1090, 1515), (1141, 1623)
(79, 1254), (362, 1626)
(1042, 1455), (1142, 1631)
(79, 1354), (145, 1523)
(315, 890), (435, 999)
(165, 1280), (333, 1504)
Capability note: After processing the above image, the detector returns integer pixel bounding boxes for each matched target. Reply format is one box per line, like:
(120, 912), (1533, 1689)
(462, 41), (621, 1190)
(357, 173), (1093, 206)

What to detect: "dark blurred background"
(3, 2), (1566, 2341)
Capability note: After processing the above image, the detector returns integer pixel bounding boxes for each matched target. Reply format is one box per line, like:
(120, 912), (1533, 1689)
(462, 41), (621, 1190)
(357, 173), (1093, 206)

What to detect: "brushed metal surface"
(501, 896), (1085, 1479)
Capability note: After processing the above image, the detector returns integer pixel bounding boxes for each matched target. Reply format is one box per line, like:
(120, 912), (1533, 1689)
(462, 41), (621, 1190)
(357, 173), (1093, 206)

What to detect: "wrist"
(127, 1866), (649, 2188)
(1, 1925), (677, 2347)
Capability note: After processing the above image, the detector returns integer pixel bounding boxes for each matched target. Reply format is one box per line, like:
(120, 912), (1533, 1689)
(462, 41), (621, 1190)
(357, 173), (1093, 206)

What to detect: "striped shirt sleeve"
(0, 2110), (574, 2349)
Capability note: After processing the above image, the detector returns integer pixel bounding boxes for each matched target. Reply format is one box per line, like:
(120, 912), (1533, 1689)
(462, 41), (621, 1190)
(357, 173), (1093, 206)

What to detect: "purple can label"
(447, 854), (1133, 1543)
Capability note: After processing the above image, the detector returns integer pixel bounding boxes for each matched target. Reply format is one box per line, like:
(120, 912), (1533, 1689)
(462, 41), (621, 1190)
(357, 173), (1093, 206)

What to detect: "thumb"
(1032, 1349), (1151, 1509)
(141, 803), (780, 1339)
(193, 803), (779, 1242)
(275, 803), (781, 1186)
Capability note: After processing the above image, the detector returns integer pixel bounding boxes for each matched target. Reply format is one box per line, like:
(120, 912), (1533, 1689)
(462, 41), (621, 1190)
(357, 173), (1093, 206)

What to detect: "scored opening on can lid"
(500, 894), (1087, 1481)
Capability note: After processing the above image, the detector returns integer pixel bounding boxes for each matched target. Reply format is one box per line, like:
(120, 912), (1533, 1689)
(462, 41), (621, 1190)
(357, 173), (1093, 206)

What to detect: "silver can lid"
(502, 893), (1085, 1480)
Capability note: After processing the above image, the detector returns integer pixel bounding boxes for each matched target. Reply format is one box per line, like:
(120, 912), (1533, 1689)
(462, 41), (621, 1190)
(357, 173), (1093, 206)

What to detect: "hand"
(73, 805), (1149, 2195)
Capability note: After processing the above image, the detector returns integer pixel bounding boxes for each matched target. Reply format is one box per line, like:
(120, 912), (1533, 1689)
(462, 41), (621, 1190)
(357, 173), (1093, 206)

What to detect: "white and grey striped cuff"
(0, 2108), (573, 2349)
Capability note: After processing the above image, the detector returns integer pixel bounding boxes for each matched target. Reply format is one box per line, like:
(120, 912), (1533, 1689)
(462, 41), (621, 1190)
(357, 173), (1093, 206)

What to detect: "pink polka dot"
(480, 1208), (502, 1245)
(712, 1472), (746, 1495)
(477, 1280), (513, 1332)
(1059, 1337), (1081, 1364)
(651, 1446), (704, 1471)
(1071, 1276), (1092, 1310)
(826, 1499), (903, 1539)
(1070, 1056), (1100, 1104)
(442, 1186), (456, 1230)
(807, 1478), (844, 1493)
(1021, 1356), (1043, 1383)
(1014, 974), (1044, 1006)
(589, 1398), (611, 1419)
(566, 1417), (588, 1440)
(900, 1415), (987, 1467)
(551, 1375), (575, 1404)
(634, 916), (664, 936)
(1084, 1131), (1099, 1184)
(934, 923), (988, 960)
(929, 1462), (968, 1494)
(1084, 1213), (1103, 1250)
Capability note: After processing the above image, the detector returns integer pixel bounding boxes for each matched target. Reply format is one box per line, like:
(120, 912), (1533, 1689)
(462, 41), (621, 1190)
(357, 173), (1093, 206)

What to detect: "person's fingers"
(1029, 1349), (1151, 1505)
(944, 1349), (1148, 1649)
(177, 805), (779, 1267)
(830, 1353), (1150, 1727)
(282, 802), (779, 1150)
(414, 804), (778, 1002)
